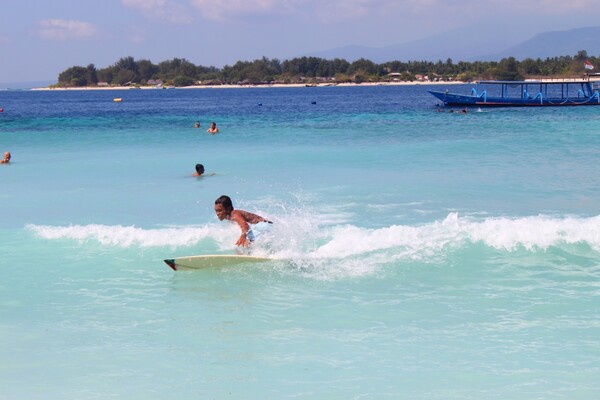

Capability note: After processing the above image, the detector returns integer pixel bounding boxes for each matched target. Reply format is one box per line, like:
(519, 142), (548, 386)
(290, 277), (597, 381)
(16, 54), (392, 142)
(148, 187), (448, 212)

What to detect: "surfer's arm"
(231, 212), (251, 247)
(241, 210), (272, 224)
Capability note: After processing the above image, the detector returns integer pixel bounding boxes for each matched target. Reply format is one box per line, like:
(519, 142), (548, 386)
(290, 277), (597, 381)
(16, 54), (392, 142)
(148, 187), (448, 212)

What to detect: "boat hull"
(429, 90), (600, 107)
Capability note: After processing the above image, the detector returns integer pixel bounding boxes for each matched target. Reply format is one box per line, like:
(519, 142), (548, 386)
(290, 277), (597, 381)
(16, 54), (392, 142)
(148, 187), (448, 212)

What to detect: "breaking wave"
(27, 213), (600, 257)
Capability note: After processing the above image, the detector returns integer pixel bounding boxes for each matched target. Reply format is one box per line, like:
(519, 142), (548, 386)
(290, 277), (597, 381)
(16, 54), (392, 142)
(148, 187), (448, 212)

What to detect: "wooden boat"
(429, 75), (600, 107)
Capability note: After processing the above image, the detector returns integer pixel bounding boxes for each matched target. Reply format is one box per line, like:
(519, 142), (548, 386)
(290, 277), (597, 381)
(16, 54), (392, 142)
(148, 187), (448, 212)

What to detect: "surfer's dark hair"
(215, 195), (234, 212)
(195, 164), (205, 174)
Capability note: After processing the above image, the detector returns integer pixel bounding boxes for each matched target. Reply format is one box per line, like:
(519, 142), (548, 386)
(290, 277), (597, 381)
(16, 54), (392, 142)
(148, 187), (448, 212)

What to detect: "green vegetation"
(56, 51), (599, 87)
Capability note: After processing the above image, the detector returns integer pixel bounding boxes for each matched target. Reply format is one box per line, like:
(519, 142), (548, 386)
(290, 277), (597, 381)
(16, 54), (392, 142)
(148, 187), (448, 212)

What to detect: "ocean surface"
(1, 85), (600, 399)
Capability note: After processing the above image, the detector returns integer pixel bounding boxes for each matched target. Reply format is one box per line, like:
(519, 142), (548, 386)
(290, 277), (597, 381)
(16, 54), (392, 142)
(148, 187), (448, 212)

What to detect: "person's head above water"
(195, 163), (205, 175)
(214, 195), (234, 220)
(207, 121), (218, 133)
(1, 151), (10, 163)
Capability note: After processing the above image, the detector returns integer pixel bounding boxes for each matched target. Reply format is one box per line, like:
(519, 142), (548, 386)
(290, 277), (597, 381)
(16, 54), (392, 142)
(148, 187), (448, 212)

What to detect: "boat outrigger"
(429, 75), (600, 107)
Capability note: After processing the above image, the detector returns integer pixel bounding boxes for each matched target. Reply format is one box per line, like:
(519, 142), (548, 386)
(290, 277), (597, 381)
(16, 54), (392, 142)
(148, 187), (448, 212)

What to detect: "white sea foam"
(309, 213), (600, 260)
(26, 223), (217, 248)
(26, 213), (600, 258)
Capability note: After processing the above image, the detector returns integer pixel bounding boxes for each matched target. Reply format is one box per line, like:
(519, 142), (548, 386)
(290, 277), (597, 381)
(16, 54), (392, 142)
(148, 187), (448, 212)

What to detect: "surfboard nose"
(164, 259), (177, 271)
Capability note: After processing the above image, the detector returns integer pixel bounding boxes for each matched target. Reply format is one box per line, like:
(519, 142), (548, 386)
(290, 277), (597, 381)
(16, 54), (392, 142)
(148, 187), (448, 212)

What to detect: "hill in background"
(303, 26), (600, 63)
(478, 26), (600, 61)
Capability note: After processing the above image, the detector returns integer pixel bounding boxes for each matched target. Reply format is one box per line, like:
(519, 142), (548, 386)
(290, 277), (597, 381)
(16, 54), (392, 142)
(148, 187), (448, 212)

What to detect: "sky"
(2, 0), (600, 84)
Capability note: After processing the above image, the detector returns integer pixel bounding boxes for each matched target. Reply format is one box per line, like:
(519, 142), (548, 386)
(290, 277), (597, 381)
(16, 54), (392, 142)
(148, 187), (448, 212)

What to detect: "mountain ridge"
(301, 26), (600, 63)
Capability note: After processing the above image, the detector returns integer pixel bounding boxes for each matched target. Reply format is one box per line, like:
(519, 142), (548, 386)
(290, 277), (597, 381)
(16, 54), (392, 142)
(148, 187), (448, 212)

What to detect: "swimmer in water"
(1, 151), (11, 164)
(193, 164), (205, 176)
(207, 122), (219, 134)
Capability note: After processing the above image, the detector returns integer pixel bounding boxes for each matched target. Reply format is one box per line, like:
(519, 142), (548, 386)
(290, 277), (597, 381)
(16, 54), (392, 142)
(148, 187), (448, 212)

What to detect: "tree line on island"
(57, 50), (598, 87)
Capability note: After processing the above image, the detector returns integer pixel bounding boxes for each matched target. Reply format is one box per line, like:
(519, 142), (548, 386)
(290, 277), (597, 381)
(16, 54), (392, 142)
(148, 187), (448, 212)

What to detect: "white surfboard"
(164, 254), (272, 271)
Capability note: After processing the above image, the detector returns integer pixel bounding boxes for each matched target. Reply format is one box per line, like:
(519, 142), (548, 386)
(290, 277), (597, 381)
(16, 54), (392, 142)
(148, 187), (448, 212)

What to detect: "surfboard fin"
(164, 259), (177, 271)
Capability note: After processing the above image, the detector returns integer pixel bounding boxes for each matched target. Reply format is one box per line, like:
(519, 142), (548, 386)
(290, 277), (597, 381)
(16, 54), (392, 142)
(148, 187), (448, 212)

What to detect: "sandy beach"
(30, 80), (465, 91)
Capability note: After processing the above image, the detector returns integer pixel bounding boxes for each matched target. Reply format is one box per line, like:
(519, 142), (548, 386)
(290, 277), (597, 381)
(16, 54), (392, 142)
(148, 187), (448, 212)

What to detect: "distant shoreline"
(30, 81), (466, 91)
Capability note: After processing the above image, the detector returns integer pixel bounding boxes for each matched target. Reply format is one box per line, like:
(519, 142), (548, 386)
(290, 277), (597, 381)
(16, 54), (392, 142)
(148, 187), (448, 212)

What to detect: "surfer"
(194, 121), (200, 128)
(207, 122), (219, 134)
(214, 195), (272, 247)
(1, 151), (11, 164)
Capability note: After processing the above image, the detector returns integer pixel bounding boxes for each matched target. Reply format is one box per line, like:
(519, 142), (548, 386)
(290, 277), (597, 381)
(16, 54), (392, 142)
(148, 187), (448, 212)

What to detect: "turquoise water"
(1, 86), (600, 399)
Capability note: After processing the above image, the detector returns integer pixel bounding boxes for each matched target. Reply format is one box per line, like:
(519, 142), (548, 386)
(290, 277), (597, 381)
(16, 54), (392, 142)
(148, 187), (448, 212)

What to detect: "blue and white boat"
(429, 76), (600, 107)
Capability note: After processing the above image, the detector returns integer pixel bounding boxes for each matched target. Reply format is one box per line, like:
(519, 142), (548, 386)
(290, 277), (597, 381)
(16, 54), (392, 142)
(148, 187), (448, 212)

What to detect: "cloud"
(38, 19), (97, 40)
(185, 0), (460, 22)
(124, 0), (600, 25)
(411, 0), (600, 15)
(498, 0), (599, 12)
(122, 0), (193, 23)
(315, 0), (600, 19)
(313, 0), (394, 20)
(189, 0), (419, 20)
(189, 0), (301, 20)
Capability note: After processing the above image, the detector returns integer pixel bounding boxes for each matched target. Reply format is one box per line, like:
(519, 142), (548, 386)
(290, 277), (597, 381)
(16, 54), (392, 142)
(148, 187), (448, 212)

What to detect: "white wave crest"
(309, 213), (600, 259)
(26, 223), (216, 248)
(26, 213), (600, 258)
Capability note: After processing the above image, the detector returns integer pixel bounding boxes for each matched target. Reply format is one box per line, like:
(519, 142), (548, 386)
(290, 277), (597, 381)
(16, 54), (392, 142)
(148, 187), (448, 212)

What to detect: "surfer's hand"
(236, 235), (249, 247)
